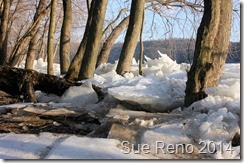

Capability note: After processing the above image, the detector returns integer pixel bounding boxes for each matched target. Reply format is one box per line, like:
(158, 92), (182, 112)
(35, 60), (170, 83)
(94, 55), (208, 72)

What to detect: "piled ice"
(99, 51), (186, 112)
(19, 58), (61, 76)
(142, 51), (181, 77)
(11, 50), (239, 159)
(90, 52), (240, 159)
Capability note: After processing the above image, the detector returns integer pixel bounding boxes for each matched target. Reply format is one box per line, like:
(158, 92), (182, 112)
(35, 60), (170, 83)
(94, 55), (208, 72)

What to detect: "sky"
(105, 0), (240, 43)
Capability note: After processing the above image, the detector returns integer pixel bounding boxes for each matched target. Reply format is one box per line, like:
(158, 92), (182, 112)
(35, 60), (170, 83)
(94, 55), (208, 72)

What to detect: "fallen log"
(0, 66), (83, 102)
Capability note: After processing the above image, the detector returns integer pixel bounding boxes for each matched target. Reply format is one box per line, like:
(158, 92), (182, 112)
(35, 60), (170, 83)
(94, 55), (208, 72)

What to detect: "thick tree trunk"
(60, 0), (72, 74)
(47, 0), (57, 75)
(78, 0), (108, 80)
(64, 1), (96, 81)
(207, 0), (232, 86)
(116, 0), (145, 75)
(96, 16), (129, 67)
(184, 0), (232, 107)
(0, 0), (10, 65)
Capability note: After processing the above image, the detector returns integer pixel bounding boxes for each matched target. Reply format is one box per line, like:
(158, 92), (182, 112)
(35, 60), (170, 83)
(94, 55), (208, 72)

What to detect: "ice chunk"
(95, 62), (118, 75)
(108, 75), (186, 112)
(35, 91), (60, 103)
(59, 81), (98, 108)
(206, 81), (240, 99)
(143, 51), (180, 77)
(198, 108), (239, 142)
(141, 123), (192, 156)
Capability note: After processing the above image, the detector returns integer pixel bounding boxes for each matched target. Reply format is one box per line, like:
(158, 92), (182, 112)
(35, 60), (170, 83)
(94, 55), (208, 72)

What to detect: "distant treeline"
(108, 39), (240, 64)
(59, 39), (240, 64)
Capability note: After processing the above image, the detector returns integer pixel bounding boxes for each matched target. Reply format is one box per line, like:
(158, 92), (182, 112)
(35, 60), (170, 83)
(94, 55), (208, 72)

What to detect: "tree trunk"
(0, 0), (10, 65)
(25, 30), (39, 70)
(207, 0), (232, 86)
(139, 8), (145, 76)
(47, 0), (57, 75)
(102, 8), (128, 37)
(86, 0), (90, 15)
(25, 1), (48, 70)
(37, 18), (49, 59)
(64, 1), (96, 81)
(9, 0), (49, 67)
(184, 0), (232, 107)
(60, 0), (72, 74)
(78, 0), (108, 80)
(96, 16), (129, 67)
(116, 0), (145, 75)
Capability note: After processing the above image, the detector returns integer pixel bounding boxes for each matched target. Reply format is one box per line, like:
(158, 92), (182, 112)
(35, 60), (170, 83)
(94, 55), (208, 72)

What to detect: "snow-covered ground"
(0, 51), (240, 159)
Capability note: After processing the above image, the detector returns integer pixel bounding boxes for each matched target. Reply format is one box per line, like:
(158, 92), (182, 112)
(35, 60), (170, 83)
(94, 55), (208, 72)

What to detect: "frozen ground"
(0, 133), (149, 159)
(0, 51), (240, 159)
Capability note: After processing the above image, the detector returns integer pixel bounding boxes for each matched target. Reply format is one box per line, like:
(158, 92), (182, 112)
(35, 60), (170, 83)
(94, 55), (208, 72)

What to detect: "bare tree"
(25, 0), (49, 70)
(37, 16), (49, 60)
(0, 0), (10, 65)
(47, 0), (58, 75)
(9, 0), (50, 67)
(60, 0), (72, 74)
(78, 0), (108, 80)
(64, 0), (95, 80)
(139, 7), (145, 76)
(96, 16), (130, 67)
(65, 0), (108, 81)
(185, 0), (232, 107)
(116, 0), (145, 75)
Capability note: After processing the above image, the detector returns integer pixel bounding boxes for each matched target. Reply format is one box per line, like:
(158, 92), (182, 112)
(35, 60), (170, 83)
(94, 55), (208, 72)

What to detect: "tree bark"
(47, 0), (57, 75)
(37, 18), (49, 59)
(116, 0), (145, 75)
(60, 0), (72, 74)
(184, 0), (232, 107)
(78, 0), (108, 80)
(102, 8), (128, 37)
(25, 30), (39, 70)
(25, 0), (49, 70)
(207, 0), (232, 86)
(9, 0), (49, 67)
(139, 8), (145, 76)
(96, 16), (129, 67)
(0, 0), (10, 65)
(64, 1), (96, 81)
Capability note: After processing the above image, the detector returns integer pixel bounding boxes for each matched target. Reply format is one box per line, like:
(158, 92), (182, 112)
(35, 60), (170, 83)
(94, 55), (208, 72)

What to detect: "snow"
(0, 133), (149, 159)
(46, 136), (148, 159)
(1, 51), (240, 159)
(0, 133), (59, 159)
(141, 122), (192, 153)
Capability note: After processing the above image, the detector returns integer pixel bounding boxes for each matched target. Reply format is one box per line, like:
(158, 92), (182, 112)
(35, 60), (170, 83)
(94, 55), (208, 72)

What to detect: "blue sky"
(105, 0), (240, 43)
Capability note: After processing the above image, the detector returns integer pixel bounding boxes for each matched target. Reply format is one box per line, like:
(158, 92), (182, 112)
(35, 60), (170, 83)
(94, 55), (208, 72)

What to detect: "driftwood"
(0, 66), (84, 102)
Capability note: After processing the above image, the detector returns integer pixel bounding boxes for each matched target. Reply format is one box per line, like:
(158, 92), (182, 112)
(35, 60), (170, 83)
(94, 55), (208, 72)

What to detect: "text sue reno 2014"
(121, 141), (234, 155)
